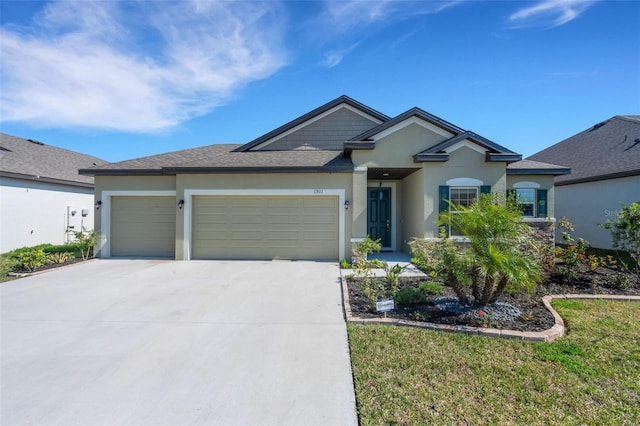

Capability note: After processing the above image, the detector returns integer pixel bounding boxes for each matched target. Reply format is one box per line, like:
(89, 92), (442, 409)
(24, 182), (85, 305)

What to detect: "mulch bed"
(346, 265), (640, 332)
(10, 257), (91, 275)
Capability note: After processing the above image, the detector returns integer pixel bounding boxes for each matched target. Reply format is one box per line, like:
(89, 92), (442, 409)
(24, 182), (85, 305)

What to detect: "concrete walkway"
(348, 252), (427, 278)
(1, 260), (357, 426)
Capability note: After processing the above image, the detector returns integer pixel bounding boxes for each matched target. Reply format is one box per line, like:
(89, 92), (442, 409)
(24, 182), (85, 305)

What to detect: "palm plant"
(439, 193), (541, 306)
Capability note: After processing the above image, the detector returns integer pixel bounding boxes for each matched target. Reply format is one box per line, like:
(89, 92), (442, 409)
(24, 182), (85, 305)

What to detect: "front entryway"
(367, 188), (391, 248)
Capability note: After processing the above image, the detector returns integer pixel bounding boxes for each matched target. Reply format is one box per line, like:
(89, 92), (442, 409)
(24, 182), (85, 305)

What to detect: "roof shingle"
(0, 133), (106, 186)
(528, 115), (640, 184)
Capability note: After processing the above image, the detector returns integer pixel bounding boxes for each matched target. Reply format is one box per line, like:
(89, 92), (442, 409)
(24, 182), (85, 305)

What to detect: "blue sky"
(1, 0), (638, 162)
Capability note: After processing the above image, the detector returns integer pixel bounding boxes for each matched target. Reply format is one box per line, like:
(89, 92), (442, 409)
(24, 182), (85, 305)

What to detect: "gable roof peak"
(234, 95), (390, 152)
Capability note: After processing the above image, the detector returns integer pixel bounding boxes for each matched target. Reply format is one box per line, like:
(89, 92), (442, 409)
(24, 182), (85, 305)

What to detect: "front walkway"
(355, 252), (427, 278)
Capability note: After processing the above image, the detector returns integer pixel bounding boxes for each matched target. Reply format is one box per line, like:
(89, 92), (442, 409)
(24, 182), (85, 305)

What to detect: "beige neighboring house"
(529, 115), (640, 249)
(80, 96), (568, 261)
(0, 133), (106, 253)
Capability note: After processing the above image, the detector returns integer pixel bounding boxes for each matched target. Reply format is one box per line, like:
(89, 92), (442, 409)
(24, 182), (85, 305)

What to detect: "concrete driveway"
(1, 260), (357, 426)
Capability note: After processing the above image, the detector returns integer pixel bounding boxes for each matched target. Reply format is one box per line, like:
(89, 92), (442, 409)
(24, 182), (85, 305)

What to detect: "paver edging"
(340, 270), (640, 342)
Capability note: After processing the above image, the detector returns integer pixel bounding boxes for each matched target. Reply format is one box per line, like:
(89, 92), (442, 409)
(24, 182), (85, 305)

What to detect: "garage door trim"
(183, 189), (345, 261)
(100, 190), (176, 258)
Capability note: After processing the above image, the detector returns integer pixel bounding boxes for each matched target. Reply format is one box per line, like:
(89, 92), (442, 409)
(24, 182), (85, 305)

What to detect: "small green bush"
(48, 252), (73, 264)
(608, 273), (632, 290)
(17, 249), (48, 271)
(418, 281), (445, 295)
(42, 243), (81, 254)
(340, 258), (352, 269)
(355, 236), (382, 257)
(395, 286), (427, 305)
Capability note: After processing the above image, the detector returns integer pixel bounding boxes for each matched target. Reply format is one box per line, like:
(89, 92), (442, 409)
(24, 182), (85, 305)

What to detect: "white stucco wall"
(0, 177), (95, 253)
(555, 175), (640, 249)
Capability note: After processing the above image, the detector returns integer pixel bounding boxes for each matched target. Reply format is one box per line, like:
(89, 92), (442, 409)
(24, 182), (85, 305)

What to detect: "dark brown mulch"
(346, 265), (640, 332)
(11, 257), (91, 275)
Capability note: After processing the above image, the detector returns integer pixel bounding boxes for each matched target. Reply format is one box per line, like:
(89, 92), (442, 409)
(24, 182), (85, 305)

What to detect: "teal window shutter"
(439, 186), (450, 213)
(480, 185), (491, 195)
(537, 189), (548, 217)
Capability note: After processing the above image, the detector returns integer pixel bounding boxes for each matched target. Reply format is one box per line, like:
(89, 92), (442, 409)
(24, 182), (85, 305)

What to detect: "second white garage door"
(192, 196), (339, 260)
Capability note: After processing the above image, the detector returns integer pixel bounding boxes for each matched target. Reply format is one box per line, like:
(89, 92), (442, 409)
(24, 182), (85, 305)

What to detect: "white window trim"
(513, 181), (540, 189)
(448, 186), (480, 237)
(99, 190), (177, 258)
(366, 182), (397, 251)
(446, 177), (483, 187)
(182, 189), (345, 261)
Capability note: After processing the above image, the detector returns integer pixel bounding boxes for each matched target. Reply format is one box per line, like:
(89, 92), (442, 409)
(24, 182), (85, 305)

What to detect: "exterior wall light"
(344, 200), (350, 210)
(95, 200), (102, 210)
(178, 199), (185, 209)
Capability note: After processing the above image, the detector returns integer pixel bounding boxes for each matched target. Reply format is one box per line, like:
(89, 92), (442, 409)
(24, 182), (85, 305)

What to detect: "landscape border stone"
(340, 270), (640, 342)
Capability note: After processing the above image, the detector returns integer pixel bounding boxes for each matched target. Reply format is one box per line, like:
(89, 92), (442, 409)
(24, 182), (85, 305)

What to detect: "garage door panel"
(111, 196), (175, 258)
(192, 195), (338, 260)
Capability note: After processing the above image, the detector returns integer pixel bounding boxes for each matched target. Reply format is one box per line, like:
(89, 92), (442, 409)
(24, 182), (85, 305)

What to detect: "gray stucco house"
(81, 96), (568, 261)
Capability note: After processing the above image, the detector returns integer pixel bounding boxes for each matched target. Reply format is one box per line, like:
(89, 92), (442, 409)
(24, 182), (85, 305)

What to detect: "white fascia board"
(251, 104), (385, 150)
(370, 117), (454, 141)
(182, 189), (345, 261)
(99, 190), (176, 258)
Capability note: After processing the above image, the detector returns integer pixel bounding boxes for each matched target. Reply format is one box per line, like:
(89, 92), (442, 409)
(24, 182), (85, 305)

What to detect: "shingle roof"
(81, 144), (352, 175)
(507, 159), (571, 175)
(528, 115), (640, 185)
(0, 133), (106, 187)
(234, 95), (390, 152)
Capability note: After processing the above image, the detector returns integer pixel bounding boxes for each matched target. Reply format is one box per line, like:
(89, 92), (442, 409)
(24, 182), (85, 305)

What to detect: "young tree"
(600, 202), (640, 275)
(439, 193), (541, 305)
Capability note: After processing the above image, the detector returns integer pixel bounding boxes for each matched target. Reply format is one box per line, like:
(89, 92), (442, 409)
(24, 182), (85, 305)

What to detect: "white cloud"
(316, 0), (465, 67)
(321, 0), (464, 33)
(0, 0), (287, 132)
(322, 43), (360, 68)
(508, 0), (597, 29)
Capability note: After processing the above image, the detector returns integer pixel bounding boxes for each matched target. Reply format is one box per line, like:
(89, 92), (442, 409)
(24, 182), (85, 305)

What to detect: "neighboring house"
(0, 133), (106, 253)
(529, 115), (640, 249)
(80, 96), (568, 261)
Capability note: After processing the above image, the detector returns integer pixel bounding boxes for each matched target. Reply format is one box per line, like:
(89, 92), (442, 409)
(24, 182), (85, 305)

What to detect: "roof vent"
(589, 121), (607, 131)
(623, 138), (640, 152)
(26, 138), (44, 146)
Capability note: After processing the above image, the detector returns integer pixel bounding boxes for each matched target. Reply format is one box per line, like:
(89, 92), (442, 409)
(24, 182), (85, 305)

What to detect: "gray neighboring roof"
(0, 133), (106, 187)
(234, 95), (390, 152)
(507, 159), (571, 175)
(529, 115), (640, 185)
(80, 144), (352, 175)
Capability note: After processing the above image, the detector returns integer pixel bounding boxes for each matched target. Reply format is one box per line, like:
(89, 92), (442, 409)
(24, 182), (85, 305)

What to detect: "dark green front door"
(367, 188), (391, 248)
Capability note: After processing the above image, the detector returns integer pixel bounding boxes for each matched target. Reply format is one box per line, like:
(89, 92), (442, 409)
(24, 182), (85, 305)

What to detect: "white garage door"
(192, 196), (339, 260)
(111, 196), (176, 257)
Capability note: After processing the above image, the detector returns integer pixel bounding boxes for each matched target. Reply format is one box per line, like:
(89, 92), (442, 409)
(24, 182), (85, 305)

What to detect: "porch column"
(351, 166), (368, 239)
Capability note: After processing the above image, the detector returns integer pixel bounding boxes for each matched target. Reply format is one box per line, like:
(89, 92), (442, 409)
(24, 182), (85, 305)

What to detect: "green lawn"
(0, 255), (18, 283)
(348, 299), (640, 425)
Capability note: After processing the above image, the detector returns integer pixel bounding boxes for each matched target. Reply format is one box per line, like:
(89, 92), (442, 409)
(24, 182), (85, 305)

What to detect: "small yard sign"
(376, 298), (394, 315)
